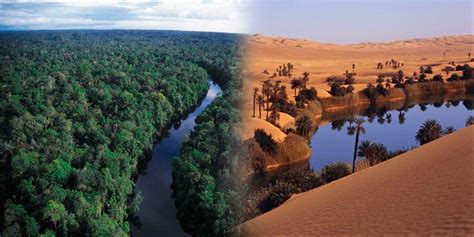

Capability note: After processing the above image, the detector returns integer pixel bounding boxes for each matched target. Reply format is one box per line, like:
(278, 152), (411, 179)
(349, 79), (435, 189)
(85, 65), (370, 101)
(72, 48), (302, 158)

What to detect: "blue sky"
(249, 0), (473, 43)
(0, 1), (249, 33)
(0, 0), (472, 43)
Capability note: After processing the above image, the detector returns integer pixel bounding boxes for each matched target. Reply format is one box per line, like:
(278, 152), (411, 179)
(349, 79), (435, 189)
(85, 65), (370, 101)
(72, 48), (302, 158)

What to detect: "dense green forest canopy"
(0, 30), (242, 236)
(171, 32), (244, 235)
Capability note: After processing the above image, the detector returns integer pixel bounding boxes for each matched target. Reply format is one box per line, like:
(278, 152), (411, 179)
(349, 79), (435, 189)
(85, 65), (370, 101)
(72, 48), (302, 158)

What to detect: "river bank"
(131, 81), (221, 236)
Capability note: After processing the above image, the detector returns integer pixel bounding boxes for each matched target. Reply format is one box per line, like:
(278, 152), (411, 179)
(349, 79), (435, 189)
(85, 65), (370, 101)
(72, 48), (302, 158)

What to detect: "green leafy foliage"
(0, 30), (239, 236)
(320, 162), (351, 184)
(254, 129), (278, 155)
(171, 42), (244, 236)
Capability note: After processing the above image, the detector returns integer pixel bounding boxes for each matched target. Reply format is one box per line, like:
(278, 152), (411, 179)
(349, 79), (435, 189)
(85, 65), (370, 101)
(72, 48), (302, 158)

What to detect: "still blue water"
(310, 101), (473, 171)
(132, 81), (221, 236)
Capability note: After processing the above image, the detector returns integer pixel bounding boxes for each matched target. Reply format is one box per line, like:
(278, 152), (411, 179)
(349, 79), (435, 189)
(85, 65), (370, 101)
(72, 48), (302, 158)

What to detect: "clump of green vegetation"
(246, 131), (310, 173)
(295, 112), (316, 140)
(0, 30), (241, 236)
(245, 160), (355, 219)
(320, 162), (352, 184)
(357, 140), (409, 165)
(244, 166), (322, 219)
(171, 37), (244, 236)
(254, 129), (278, 155)
(415, 119), (443, 145)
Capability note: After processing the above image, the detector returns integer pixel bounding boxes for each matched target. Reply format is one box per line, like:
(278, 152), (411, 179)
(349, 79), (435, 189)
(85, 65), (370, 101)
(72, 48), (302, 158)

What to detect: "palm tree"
(302, 72), (310, 89)
(443, 126), (456, 135)
(253, 87), (259, 117)
(290, 78), (300, 98)
(415, 119), (442, 145)
(262, 80), (272, 118)
(358, 140), (376, 164)
(296, 113), (314, 140)
(352, 117), (366, 173)
(257, 95), (264, 119)
(268, 106), (280, 125)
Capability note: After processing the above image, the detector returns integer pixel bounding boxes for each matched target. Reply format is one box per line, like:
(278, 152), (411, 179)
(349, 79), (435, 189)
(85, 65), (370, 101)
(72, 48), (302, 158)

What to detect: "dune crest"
(242, 126), (474, 236)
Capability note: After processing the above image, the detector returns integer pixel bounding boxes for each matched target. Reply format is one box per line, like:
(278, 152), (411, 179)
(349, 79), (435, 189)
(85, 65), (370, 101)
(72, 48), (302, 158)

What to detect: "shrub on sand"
(245, 167), (322, 218)
(320, 162), (351, 184)
(355, 159), (371, 172)
(254, 128), (278, 155)
(415, 119), (443, 145)
(295, 112), (316, 140)
(278, 133), (311, 164)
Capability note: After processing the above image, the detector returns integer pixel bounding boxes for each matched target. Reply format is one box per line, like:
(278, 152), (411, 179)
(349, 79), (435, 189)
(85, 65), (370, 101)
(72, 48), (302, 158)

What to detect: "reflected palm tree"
(347, 125), (356, 136)
(398, 111), (406, 124)
(385, 113), (392, 124)
(352, 117), (366, 173)
(367, 116), (375, 123)
(463, 100), (473, 110)
(377, 115), (385, 124)
(331, 120), (346, 131)
(419, 104), (428, 111)
(346, 117), (356, 136)
(433, 102), (443, 108)
(347, 117), (355, 125)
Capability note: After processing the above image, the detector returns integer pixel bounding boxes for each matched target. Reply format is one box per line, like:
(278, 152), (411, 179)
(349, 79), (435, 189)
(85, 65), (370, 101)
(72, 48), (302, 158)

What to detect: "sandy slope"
(276, 112), (294, 129)
(241, 34), (474, 138)
(240, 118), (287, 142)
(242, 126), (474, 236)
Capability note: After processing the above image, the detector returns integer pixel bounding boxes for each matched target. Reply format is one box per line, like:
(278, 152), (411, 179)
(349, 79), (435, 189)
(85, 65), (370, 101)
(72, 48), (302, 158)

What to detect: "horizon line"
(249, 33), (474, 45)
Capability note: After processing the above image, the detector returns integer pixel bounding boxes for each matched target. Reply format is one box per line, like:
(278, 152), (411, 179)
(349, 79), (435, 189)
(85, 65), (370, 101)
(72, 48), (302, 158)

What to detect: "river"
(131, 81), (222, 236)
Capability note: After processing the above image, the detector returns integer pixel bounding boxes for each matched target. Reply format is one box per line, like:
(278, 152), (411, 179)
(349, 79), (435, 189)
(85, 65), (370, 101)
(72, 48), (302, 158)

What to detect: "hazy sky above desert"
(249, 0), (472, 43)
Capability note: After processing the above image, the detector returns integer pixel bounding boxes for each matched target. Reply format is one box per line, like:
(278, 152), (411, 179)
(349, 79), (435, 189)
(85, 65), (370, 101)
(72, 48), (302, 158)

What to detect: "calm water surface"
(132, 81), (221, 236)
(310, 100), (473, 170)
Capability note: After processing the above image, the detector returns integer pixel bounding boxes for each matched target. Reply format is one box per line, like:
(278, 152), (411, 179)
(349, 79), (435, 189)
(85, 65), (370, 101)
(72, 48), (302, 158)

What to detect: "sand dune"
(239, 118), (287, 142)
(241, 34), (474, 138)
(276, 112), (294, 129)
(242, 126), (474, 236)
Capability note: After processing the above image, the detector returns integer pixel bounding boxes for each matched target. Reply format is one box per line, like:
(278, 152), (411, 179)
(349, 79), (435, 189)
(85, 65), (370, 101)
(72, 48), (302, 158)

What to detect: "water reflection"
(131, 81), (222, 236)
(310, 97), (473, 170)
